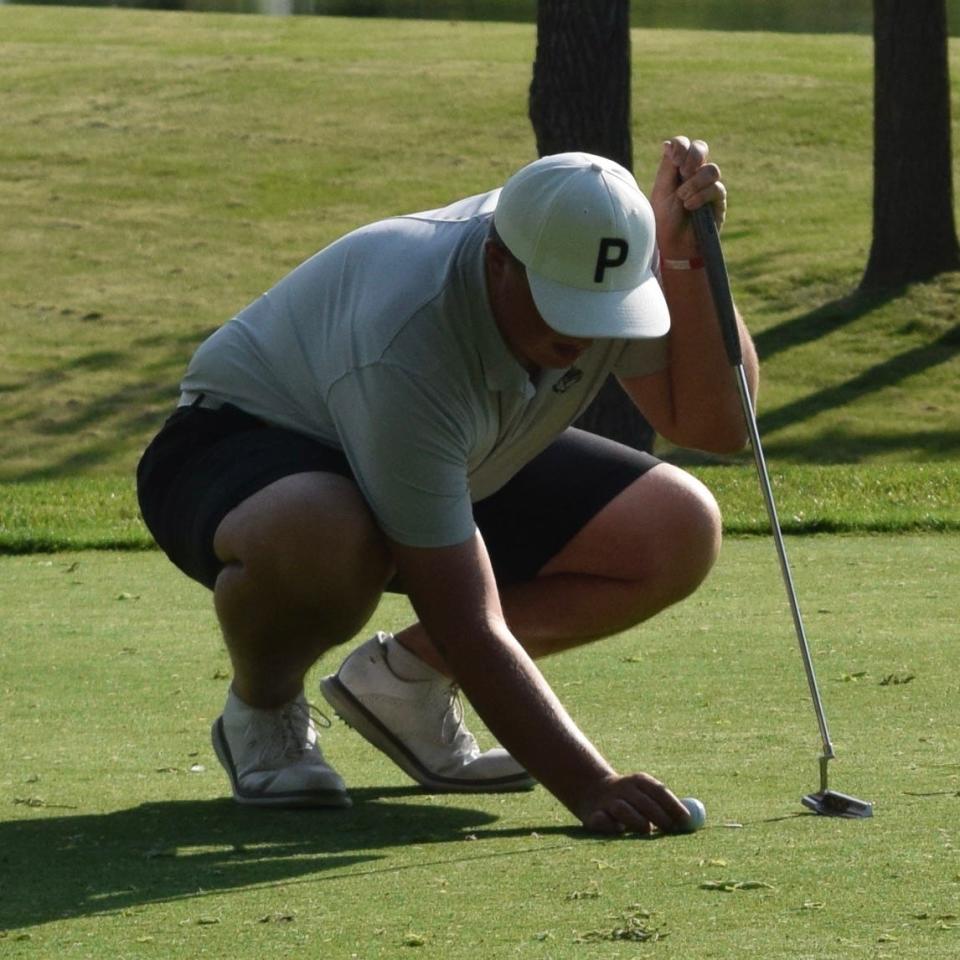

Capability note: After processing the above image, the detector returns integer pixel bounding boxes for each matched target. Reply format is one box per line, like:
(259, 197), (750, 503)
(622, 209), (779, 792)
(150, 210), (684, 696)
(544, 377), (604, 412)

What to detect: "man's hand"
(620, 132), (756, 454)
(578, 771), (693, 835)
(651, 136), (727, 259)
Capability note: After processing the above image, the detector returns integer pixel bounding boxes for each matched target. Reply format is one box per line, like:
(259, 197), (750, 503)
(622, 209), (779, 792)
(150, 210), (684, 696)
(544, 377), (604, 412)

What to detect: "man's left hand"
(651, 136), (727, 258)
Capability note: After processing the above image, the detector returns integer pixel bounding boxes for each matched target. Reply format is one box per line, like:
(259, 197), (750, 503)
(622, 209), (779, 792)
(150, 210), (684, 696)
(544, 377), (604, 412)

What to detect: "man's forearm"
(447, 621), (615, 812)
(658, 266), (758, 452)
(391, 536), (616, 821)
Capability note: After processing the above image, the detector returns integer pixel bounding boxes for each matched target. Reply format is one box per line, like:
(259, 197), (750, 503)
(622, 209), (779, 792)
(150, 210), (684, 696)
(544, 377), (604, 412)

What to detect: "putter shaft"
(730, 362), (835, 765)
(690, 206), (835, 768)
(690, 203), (872, 817)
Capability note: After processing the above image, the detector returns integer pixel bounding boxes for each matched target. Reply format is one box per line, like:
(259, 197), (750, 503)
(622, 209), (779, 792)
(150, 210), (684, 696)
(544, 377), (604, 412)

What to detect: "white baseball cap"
(493, 152), (669, 339)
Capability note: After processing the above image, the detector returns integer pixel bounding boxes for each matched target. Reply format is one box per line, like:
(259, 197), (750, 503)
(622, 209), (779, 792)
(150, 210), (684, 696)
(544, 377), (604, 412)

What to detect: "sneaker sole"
(211, 718), (352, 809)
(319, 675), (536, 793)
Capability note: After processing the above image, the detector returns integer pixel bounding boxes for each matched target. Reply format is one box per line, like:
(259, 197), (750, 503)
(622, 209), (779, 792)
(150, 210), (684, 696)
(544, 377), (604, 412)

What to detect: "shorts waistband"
(178, 391), (224, 411)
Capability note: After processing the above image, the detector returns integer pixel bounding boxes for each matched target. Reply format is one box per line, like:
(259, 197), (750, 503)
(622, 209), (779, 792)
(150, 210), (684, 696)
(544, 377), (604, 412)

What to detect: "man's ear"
(484, 239), (512, 282)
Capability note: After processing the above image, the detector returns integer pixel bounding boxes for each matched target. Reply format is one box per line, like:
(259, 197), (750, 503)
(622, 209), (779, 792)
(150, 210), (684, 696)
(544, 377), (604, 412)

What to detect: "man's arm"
(389, 532), (691, 835)
(621, 137), (759, 454)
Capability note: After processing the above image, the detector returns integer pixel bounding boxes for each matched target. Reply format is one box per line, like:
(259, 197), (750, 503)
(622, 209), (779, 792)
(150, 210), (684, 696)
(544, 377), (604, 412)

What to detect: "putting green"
(2, 536), (957, 957)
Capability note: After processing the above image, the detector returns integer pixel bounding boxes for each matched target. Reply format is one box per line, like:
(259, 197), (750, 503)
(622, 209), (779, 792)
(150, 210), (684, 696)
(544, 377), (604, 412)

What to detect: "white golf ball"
(680, 796), (706, 831)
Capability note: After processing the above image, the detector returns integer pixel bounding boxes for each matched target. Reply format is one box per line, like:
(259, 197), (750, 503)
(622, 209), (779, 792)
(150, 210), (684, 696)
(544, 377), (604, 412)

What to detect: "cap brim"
(527, 269), (670, 340)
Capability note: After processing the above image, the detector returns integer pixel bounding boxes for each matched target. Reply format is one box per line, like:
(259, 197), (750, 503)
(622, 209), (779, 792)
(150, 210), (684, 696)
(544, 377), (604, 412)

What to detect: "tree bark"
(862, 0), (960, 290)
(529, 0), (654, 451)
(529, 0), (632, 170)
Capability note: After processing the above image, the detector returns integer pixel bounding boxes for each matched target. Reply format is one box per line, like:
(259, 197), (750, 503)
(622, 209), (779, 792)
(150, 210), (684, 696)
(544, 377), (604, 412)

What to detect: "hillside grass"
(1, 6), (958, 542)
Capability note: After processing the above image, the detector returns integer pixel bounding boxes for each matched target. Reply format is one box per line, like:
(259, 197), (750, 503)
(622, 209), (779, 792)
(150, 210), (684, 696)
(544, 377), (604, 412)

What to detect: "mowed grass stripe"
(0, 8), (958, 482)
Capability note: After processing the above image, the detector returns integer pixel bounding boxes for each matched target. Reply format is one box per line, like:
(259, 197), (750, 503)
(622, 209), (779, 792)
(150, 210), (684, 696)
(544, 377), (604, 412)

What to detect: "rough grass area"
(1, 8), (958, 484)
(2, 462), (960, 555)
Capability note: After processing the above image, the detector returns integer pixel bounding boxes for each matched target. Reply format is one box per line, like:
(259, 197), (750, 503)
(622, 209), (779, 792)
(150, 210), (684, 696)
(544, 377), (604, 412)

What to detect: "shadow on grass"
(6, 277), (960, 480)
(748, 281), (960, 445)
(761, 427), (960, 463)
(758, 324), (960, 441)
(0, 326), (216, 483)
(0, 788), (595, 932)
(751, 287), (906, 361)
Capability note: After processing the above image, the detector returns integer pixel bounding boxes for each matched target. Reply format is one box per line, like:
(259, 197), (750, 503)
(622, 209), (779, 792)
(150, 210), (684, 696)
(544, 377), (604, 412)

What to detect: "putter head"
(802, 790), (873, 818)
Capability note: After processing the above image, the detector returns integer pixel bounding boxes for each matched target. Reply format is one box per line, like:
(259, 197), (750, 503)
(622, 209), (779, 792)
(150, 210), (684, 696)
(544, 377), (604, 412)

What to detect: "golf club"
(689, 203), (873, 819)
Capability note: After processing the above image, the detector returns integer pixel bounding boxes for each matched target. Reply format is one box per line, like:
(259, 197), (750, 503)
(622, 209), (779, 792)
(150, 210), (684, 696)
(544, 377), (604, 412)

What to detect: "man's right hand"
(577, 771), (692, 835)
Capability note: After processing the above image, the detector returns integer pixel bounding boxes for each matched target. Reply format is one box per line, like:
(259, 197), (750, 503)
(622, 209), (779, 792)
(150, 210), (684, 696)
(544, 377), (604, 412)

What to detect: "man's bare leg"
(212, 471), (394, 708)
(207, 471), (394, 806)
(211, 470), (530, 796)
(394, 464), (721, 672)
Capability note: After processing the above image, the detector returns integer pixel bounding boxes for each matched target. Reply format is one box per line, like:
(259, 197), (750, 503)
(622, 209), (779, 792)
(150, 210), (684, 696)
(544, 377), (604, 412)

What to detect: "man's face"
(485, 241), (593, 371)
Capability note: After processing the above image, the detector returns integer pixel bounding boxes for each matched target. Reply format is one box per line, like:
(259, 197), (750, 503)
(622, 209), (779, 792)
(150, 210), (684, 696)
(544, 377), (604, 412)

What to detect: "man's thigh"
(137, 403), (358, 590)
(472, 428), (661, 587)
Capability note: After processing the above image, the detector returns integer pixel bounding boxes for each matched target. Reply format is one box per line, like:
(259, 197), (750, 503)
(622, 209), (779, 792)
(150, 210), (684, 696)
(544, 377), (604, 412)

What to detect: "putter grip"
(691, 205), (742, 367)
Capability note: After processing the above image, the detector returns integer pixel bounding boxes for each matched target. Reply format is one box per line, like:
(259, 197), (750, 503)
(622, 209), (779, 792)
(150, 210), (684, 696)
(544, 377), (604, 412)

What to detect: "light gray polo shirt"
(180, 189), (669, 548)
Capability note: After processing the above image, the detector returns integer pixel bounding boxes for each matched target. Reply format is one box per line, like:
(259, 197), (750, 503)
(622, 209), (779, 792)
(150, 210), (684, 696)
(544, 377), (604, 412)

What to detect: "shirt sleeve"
(325, 363), (478, 548)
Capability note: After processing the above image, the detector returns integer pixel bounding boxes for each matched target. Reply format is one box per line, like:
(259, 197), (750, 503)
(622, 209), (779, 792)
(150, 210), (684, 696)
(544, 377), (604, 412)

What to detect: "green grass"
(1, 7), (958, 546)
(1, 9), (959, 958)
(3, 538), (959, 957)
(2, 463), (960, 556)
(1, 6), (959, 490)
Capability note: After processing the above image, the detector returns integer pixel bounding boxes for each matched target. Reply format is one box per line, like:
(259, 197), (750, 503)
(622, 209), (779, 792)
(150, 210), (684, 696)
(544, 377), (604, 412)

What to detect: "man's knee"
(657, 466), (722, 598)
(538, 462), (722, 610)
(213, 472), (393, 639)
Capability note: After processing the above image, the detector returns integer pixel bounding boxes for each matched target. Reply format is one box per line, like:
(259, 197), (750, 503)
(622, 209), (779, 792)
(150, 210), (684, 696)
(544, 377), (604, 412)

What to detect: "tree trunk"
(529, 0), (654, 452)
(861, 0), (960, 290)
(529, 0), (632, 170)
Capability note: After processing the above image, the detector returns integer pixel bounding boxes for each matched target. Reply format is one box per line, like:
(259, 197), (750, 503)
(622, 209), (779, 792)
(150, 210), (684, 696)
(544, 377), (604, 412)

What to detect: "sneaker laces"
(264, 699), (332, 762)
(439, 684), (480, 756)
(380, 644), (478, 752)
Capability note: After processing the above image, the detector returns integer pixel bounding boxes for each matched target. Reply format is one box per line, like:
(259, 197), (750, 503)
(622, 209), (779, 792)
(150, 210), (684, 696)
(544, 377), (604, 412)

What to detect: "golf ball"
(680, 796), (706, 831)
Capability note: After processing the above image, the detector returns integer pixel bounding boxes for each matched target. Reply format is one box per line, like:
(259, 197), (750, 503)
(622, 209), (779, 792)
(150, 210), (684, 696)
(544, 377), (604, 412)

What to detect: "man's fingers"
(662, 135), (709, 182)
(624, 774), (693, 831)
(653, 137), (687, 196)
(677, 163), (722, 204)
(584, 799), (653, 835)
(580, 773), (691, 835)
(584, 808), (626, 835)
(663, 135), (692, 165)
(674, 162), (727, 230)
(683, 138), (710, 179)
(655, 137), (727, 231)
(608, 797), (655, 834)
(710, 181), (728, 230)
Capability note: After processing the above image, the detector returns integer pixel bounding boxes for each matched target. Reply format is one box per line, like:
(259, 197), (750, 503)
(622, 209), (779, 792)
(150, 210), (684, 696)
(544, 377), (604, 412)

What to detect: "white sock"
(383, 634), (442, 682)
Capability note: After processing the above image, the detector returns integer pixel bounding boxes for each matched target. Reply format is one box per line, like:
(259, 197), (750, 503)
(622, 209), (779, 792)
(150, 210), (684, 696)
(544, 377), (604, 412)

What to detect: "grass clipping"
(574, 906), (667, 943)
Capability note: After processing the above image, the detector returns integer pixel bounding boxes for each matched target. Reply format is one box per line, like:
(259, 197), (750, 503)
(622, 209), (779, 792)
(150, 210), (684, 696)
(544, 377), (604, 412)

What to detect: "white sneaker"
(320, 633), (535, 793)
(211, 689), (350, 808)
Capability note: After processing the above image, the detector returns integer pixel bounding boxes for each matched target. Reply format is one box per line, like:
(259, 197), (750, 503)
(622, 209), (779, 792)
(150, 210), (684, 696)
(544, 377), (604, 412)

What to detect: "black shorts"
(136, 401), (661, 592)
